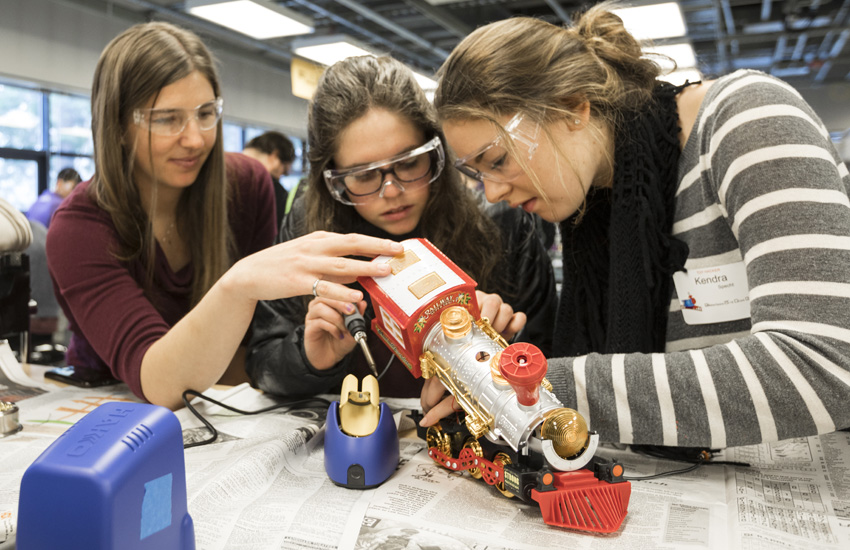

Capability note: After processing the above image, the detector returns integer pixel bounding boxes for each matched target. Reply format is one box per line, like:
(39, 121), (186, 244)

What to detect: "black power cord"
(623, 457), (707, 481)
(623, 444), (751, 481)
(181, 389), (331, 449)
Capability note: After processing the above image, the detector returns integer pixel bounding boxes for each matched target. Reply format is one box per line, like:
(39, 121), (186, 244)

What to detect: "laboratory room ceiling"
(72, 0), (850, 86)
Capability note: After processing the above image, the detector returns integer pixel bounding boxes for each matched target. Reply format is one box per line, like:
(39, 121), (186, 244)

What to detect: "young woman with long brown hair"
(46, 22), (402, 409)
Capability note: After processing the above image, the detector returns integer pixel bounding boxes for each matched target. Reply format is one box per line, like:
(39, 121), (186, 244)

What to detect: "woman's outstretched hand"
(227, 231), (403, 303)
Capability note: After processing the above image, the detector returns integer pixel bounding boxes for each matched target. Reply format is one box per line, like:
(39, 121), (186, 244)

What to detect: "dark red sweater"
(46, 153), (276, 399)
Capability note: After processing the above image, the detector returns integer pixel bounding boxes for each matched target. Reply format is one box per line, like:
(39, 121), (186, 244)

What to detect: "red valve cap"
(499, 343), (547, 406)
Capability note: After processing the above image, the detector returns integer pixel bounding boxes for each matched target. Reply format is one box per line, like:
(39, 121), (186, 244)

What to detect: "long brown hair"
(434, 3), (664, 200)
(90, 21), (232, 306)
(304, 55), (501, 286)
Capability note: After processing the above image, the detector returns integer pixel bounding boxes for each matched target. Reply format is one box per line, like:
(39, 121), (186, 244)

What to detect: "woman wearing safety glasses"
(246, 55), (556, 398)
(421, 4), (850, 448)
(45, 22), (402, 409)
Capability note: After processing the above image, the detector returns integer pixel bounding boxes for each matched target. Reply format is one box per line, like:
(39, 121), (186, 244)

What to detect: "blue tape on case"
(141, 473), (173, 539)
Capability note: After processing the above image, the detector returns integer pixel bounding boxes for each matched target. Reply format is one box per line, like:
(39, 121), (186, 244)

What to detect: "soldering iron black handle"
(343, 309), (368, 337)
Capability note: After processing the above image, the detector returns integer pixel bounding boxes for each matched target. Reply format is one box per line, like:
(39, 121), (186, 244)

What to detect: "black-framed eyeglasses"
(133, 97), (224, 136)
(323, 136), (445, 205)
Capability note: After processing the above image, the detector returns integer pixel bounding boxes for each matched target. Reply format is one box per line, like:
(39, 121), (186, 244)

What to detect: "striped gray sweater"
(546, 70), (850, 448)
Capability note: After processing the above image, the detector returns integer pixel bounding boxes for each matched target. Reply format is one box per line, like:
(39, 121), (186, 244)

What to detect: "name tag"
(672, 262), (750, 325)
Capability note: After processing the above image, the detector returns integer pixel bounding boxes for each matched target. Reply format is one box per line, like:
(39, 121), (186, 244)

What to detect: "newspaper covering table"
(1, 340), (848, 549)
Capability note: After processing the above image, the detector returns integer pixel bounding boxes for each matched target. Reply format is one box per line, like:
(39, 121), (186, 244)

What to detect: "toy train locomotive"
(358, 238), (631, 534)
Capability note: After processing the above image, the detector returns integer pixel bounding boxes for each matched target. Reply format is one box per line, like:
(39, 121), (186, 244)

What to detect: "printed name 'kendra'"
(694, 274), (728, 285)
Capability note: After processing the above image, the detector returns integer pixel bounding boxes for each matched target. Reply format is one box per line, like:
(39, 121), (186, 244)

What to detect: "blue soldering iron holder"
(325, 401), (399, 488)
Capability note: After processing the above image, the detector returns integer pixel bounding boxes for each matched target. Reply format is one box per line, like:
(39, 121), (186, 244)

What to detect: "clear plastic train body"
(359, 238), (631, 534)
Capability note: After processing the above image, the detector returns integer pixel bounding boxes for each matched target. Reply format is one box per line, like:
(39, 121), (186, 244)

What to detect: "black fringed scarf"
(554, 81), (692, 357)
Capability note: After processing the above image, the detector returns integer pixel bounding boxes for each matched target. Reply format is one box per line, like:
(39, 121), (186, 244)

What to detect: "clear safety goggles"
(324, 136), (445, 206)
(133, 97), (224, 136)
(454, 113), (540, 184)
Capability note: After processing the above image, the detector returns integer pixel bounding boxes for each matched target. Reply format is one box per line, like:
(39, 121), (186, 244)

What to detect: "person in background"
(26, 168), (81, 229)
(26, 169), (81, 359)
(421, 4), (850, 448)
(26, 219), (65, 359)
(246, 55), (556, 398)
(242, 131), (296, 230)
(46, 22), (402, 409)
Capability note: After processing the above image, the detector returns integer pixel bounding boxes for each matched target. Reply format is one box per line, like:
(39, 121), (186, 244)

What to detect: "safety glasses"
(324, 136), (445, 205)
(454, 113), (540, 184)
(133, 97), (224, 136)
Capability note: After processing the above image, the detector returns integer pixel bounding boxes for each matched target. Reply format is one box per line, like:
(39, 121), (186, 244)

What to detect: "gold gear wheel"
(493, 452), (515, 498)
(425, 424), (452, 460)
(462, 438), (484, 479)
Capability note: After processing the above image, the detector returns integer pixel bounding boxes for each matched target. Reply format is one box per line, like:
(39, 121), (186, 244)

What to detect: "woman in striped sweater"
(420, 4), (850, 449)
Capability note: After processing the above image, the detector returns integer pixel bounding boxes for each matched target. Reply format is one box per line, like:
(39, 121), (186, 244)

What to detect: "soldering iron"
(343, 308), (379, 378)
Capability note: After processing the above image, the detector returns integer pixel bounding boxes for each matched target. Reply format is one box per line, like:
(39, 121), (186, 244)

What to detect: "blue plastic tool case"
(17, 402), (195, 549)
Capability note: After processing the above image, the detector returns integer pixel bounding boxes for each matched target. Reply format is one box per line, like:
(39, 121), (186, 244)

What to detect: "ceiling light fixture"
(292, 35), (376, 67)
(612, 2), (687, 41)
(644, 43), (698, 70)
(186, 0), (313, 40)
(292, 35), (437, 94)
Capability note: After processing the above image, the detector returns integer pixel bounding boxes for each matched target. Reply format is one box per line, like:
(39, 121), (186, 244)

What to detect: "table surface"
(2, 363), (850, 549)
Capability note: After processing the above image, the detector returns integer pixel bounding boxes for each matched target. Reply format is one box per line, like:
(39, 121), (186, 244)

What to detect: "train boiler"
(358, 238), (631, 534)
